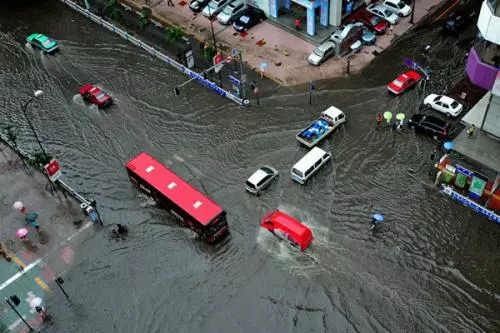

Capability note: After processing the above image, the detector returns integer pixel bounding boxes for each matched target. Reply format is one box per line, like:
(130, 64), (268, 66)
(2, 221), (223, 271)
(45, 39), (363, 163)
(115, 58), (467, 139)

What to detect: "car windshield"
(261, 167), (274, 175)
(207, 1), (217, 9)
(392, 79), (403, 87)
(451, 101), (459, 108)
(370, 16), (381, 25)
(292, 168), (303, 177)
(240, 15), (250, 23)
(398, 1), (405, 8)
(434, 95), (441, 102)
(43, 39), (52, 46)
(313, 48), (325, 57)
(245, 180), (256, 189)
(383, 9), (392, 16)
(95, 92), (106, 100)
(222, 5), (234, 14)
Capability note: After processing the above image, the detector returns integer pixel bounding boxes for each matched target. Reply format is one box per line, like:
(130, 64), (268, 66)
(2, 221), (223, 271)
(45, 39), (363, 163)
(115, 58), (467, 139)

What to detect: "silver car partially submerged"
(245, 166), (279, 195)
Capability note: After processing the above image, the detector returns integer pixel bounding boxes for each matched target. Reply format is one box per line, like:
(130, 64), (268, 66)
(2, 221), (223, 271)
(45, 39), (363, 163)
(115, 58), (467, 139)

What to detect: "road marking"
(11, 255), (26, 269)
(0, 259), (42, 291)
(34, 277), (51, 293)
(66, 221), (93, 242)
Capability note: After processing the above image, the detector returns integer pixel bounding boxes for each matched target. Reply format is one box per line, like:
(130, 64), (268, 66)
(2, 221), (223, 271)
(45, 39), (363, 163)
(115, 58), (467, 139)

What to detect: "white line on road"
(0, 259), (42, 291)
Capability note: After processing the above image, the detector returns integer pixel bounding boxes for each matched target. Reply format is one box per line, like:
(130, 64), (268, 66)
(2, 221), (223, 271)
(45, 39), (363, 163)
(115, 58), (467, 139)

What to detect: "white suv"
(245, 166), (278, 195)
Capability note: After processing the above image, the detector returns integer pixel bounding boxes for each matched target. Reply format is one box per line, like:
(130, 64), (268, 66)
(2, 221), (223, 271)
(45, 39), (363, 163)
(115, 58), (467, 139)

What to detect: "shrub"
(165, 27), (184, 44)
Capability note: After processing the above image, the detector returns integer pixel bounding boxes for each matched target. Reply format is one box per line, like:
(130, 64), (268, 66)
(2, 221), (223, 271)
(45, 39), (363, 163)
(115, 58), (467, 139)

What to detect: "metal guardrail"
(0, 133), (91, 206)
(57, 0), (249, 106)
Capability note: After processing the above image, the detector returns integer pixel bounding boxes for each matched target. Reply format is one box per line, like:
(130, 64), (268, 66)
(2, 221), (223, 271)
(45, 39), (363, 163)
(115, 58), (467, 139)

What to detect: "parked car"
(79, 84), (113, 109)
(350, 40), (362, 53)
(217, 0), (247, 24)
(443, 10), (475, 34)
(245, 166), (278, 195)
(308, 41), (335, 66)
(202, 0), (230, 18)
(189, 0), (210, 12)
(366, 4), (400, 25)
(408, 114), (451, 140)
(233, 6), (266, 32)
(387, 70), (422, 95)
(382, 0), (411, 17)
(424, 94), (464, 117)
(361, 27), (376, 45)
(26, 33), (58, 53)
(354, 11), (389, 34)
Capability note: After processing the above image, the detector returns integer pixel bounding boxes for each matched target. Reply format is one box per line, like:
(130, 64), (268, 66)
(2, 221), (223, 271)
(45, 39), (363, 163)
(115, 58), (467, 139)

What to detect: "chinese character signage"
(469, 173), (488, 200)
(44, 159), (62, 182)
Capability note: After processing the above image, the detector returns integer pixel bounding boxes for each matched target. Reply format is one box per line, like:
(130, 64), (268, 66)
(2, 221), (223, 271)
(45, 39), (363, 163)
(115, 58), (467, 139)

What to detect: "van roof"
(322, 106), (343, 119)
(269, 211), (311, 237)
(292, 147), (328, 173)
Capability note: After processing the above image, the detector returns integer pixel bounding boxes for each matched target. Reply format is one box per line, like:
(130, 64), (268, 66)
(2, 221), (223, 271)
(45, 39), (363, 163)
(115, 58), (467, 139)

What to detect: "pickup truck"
(296, 106), (346, 148)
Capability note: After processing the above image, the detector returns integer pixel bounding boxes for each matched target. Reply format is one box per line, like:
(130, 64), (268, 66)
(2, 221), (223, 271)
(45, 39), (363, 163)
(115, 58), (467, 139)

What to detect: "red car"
(353, 10), (389, 34)
(387, 71), (422, 95)
(79, 84), (112, 108)
(261, 210), (313, 251)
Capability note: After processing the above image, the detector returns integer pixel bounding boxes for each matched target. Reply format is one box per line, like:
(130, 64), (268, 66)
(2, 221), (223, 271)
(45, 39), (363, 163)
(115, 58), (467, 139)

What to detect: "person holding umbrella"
(370, 213), (384, 230)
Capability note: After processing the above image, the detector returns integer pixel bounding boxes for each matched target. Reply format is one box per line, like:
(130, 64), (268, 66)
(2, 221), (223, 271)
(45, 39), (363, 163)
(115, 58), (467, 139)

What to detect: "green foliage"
(27, 152), (53, 168)
(139, 7), (151, 29)
(165, 27), (184, 44)
(203, 45), (215, 62)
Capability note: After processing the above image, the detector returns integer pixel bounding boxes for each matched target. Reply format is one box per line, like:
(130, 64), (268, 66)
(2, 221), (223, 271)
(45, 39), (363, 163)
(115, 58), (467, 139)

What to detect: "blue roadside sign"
(231, 48), (240, 57)
(309, 81), (316, 91)
(88, 209), (98, 222)
(229, 75), (241, 86)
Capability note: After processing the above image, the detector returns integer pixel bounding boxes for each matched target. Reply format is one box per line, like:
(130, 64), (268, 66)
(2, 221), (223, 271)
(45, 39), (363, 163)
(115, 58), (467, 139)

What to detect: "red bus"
(125, 152), (229, 242)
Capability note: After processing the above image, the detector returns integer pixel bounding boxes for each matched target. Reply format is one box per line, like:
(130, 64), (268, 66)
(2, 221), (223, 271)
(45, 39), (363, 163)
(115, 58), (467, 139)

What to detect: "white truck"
(296, 106), (346, 148)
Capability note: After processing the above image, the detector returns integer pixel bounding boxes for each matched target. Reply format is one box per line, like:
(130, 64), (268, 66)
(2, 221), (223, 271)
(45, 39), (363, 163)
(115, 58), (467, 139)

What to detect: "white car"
(202, 0), (229, 18)
(217, 0), (246, 24)
(366, 4), (400, 25)
(307, 41), (335, 66)
(382, 0), (411, 17)
(245, 166), (278, 195)
(424, 94), (464, 117)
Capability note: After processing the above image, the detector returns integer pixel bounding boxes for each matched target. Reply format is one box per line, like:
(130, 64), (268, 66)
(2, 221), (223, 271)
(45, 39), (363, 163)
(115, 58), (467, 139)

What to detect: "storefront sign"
(320, 0), (329, 27)
(269, 0), (278, 18)
(469, 173), (488, 200)
(441, 185), (500, 224)
(44, 159), (62, 182)
(229, 75), (241, 86)
(307, 8), (315, 36)
(456, 165), (473, 177)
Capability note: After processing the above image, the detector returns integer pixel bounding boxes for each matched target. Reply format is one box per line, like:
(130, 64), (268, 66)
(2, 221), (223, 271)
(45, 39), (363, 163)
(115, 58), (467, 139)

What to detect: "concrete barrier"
(57, 0), (249, 106)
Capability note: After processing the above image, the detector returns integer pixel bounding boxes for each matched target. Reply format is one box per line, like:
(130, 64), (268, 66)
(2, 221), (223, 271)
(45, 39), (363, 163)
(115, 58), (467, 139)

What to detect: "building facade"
(465, 0), (500, 136)
(248, 0), (368, 36)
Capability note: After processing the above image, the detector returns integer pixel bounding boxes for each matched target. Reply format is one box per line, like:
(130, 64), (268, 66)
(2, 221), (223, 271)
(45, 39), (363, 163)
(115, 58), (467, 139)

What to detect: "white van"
(291, 147), (332, 184)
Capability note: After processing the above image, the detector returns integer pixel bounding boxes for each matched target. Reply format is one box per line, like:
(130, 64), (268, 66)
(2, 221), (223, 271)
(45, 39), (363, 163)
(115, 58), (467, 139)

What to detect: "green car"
(26, 33), (58, 53)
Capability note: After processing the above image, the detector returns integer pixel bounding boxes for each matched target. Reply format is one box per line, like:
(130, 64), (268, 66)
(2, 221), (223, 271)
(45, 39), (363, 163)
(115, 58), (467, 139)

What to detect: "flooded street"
(1, 1), (499, 332)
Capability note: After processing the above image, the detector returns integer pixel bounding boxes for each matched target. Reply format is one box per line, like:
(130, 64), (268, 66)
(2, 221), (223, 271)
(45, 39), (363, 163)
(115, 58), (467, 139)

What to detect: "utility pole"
(410, 0), (415, 24)
(208, 6), (223, 87)
(237, 50), (246, 99)
(5, 297), (33, 332)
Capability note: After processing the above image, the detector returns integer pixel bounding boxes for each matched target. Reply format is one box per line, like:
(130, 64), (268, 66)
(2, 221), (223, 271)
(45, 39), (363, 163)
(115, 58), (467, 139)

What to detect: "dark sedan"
(233, 6), (266, 32)
(189, 0), (210, 12)
(443, 10), (475, 34)
(408, 114), (451, 140)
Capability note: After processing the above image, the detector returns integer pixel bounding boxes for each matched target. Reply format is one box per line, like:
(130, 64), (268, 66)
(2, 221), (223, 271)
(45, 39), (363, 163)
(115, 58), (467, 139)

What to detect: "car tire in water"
(446, 113), (452, 118)
(433, 134), (439, 140)
(426, 103), (431, 108)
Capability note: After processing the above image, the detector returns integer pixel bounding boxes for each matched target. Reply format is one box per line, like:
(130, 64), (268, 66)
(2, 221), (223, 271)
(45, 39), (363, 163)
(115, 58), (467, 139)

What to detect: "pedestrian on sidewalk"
(0, 242), (12, 262)
(167, 0), (175, 6)
(467, 124), (475, 137)
(295, 18), (301, 30)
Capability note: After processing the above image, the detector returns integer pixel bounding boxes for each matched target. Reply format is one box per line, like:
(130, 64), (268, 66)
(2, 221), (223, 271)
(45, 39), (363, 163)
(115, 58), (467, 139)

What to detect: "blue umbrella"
(372, 213), (384, 222)
(443, 141), (454, 151)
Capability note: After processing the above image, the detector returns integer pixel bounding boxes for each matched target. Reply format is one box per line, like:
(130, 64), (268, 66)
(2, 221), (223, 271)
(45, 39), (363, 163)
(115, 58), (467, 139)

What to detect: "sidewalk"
(120, 0), (456, 86)
(0, 144), (94, 332)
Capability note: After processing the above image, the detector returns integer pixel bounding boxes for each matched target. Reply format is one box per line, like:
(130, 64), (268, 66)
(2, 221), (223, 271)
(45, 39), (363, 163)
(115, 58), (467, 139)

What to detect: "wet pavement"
(1, 0), (499, 332)
(0, 143), (94, 332)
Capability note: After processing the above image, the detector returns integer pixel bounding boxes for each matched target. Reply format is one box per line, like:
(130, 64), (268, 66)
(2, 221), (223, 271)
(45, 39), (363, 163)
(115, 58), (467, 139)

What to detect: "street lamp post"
(410, 0), (416, 24)
(21, 90), (48, 161)
(207, 6), (223, 87)
(5, 297), (34, 332)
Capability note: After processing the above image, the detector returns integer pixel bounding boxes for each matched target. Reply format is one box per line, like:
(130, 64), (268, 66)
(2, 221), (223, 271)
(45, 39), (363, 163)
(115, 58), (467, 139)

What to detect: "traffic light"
(10, 295), (20, 306)
(174, 86), (180, 96)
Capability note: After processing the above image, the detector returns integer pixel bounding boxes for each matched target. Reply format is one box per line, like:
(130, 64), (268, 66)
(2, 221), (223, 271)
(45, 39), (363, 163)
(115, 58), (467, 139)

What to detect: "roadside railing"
(57, 0), (249, 106)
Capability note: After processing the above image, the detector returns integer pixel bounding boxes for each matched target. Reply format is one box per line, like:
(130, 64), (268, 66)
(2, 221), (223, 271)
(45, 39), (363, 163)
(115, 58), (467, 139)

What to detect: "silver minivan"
(202, 0), (230, 18)
(217, 0), (247, 25)
(291, 147), (332, 184)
